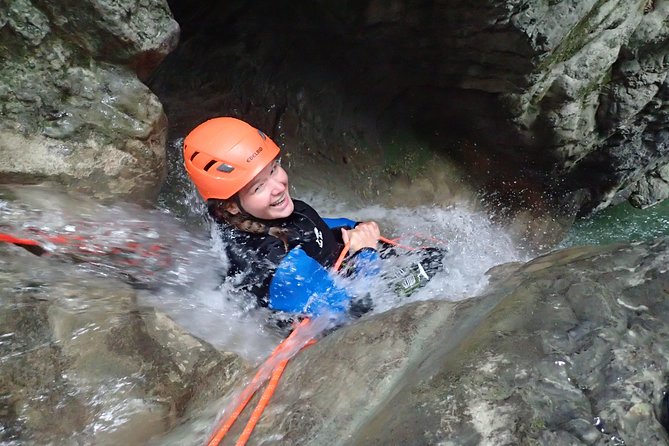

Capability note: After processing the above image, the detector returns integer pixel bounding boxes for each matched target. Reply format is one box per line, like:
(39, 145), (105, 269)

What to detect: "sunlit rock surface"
(0, 0), (179, 203)
(169, 237), (669, 445)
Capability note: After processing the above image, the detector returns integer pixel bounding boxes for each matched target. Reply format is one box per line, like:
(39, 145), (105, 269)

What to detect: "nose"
(268, 175), (286, 195)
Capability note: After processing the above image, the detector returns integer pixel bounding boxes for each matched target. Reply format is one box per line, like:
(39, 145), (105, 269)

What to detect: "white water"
(307, 194), (524, 309)
(141, 182), (527, 362)
(1, 182), (526, 363)
(2, 179), (527, 446)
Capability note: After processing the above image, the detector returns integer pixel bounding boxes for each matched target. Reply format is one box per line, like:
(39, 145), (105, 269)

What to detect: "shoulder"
(219, 224), (285, 257)
(290, 200), (328, 227)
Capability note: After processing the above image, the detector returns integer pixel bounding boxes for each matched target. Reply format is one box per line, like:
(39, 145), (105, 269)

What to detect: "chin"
(275, 197), (294, 218)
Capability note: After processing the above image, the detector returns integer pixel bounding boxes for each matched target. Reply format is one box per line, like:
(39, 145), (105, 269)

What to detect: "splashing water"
(301, 194), (526, 314)
(152, 176), (527, 361)
(1, 178), (526, 364)
(0, 188), (214, 288)
(149, 185), (527, 446)
(2, 176), (526, 445)
(160, 134), (529, 356)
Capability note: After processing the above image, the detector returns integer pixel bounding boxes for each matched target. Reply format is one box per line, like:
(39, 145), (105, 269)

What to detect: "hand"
(341, 221), (380, 254)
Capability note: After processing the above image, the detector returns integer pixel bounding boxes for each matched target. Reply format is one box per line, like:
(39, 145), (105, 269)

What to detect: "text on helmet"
(247, 146), (263, 162)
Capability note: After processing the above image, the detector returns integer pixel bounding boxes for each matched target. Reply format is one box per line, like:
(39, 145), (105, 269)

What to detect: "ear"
(225, 201), (241, 215)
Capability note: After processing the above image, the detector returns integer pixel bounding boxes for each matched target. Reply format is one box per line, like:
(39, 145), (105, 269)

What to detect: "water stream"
(0, 168), (528, 444)
(144, 189), (527, 362)
(143, 137), (529, 361)
(8, 139), (669, 443)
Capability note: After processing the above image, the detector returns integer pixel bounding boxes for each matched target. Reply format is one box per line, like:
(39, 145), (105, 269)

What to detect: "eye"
(270, 159), (281, 175)
(253, 183), (264, 194)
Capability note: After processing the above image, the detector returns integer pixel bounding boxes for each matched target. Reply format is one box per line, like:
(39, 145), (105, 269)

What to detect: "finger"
(341, 228), (350, 245)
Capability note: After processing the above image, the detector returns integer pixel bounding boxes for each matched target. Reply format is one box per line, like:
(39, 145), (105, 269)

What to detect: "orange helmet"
(183, 117), (281, 200)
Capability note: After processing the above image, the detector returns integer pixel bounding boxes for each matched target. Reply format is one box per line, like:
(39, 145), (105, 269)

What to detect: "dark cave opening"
(154, 0), (571, 217)
(660, 390), (669, 436)
(156, 0), (518, 150)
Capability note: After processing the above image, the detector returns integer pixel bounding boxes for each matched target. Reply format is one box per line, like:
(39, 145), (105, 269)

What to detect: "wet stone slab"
(0, 245), (247, 445)
(208, 238), (669, 446)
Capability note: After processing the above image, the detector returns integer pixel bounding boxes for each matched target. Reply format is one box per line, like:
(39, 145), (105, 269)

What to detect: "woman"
(183, 117), (384, 318)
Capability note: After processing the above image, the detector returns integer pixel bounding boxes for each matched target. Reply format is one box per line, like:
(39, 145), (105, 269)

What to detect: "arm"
(267, 219), (382, 316)
(322, 217), (357, 230)
(268, 247), (352, 317)
(334, 221), (382, 280)
(322, 218), (382, 277)
(345, 247), (381, 278)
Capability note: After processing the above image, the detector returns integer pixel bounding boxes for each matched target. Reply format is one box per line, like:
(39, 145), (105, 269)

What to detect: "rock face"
(630, 164), (669, 209)
(3, 1), (668, 224)
(0, 0), (179, 203)
(0, 244), (248, 445)
(1, 1), (668, 220)
(4, 185), (668, 445)
(174, 237), (669, 445)
(156, 0), (669, 219)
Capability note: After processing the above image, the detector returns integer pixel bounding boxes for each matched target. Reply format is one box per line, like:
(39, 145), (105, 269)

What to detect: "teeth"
(271, 195), (285, 206)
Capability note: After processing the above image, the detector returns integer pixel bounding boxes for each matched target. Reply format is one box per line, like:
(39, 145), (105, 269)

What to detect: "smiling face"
(235, 158), (294, 220)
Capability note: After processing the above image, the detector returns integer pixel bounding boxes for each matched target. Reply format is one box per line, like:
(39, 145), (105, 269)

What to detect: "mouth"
(270, 194), (287, 207)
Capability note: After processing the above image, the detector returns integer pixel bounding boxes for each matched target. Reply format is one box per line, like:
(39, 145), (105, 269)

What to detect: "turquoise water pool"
(561, 198), (669, 247)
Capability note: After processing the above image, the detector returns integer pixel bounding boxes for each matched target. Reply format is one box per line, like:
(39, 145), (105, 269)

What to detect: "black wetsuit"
(217, 200), (376, 315)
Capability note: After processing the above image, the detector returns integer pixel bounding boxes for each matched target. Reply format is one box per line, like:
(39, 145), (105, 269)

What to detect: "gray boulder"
(183, 237), (669, 445)
(0, 245), (247, 445)
(0, 0), (179, 203)
(630, 164), (669, 208)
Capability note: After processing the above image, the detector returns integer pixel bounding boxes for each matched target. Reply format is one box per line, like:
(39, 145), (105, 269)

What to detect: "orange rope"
(233, 335), (316, 446)
(206, 319), (316, 446)
(205, 367), (267, 446)
(234, 358), (289, 446)
(380, 233), (448, 251)
(379, 236), (418, 251)
(206, 232), (408, 446)
(0, 233), (41, 247)
(333, 240), (351, 271)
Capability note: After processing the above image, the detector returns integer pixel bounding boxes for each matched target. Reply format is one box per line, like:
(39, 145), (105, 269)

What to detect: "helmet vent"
(203, 160), (217, 171)
(189, 151), (199, 162)
(217, 163), (235, 173)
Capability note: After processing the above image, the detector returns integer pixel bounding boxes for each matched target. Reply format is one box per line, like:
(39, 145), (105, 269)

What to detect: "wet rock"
(0, 245), (247, 445)
(630, 164), (669, 209)
(156, 0), (669, 220)
(183, 237), (669, 445)
(0, 0), (179, 203)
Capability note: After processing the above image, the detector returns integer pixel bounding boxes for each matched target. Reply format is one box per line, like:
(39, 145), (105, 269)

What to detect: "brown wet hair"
(207, 198), (292, 250)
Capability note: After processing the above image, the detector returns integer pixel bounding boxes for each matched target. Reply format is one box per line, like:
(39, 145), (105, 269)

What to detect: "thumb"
(341, 228), (350, 245)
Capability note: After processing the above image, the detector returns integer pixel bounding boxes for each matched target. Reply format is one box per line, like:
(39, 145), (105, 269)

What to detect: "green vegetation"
(529, 418), (546, 431)
(537, 0), (610, 72)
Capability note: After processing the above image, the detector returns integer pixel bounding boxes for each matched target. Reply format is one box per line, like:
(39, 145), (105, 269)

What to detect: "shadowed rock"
(155, 0), (669, 227)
